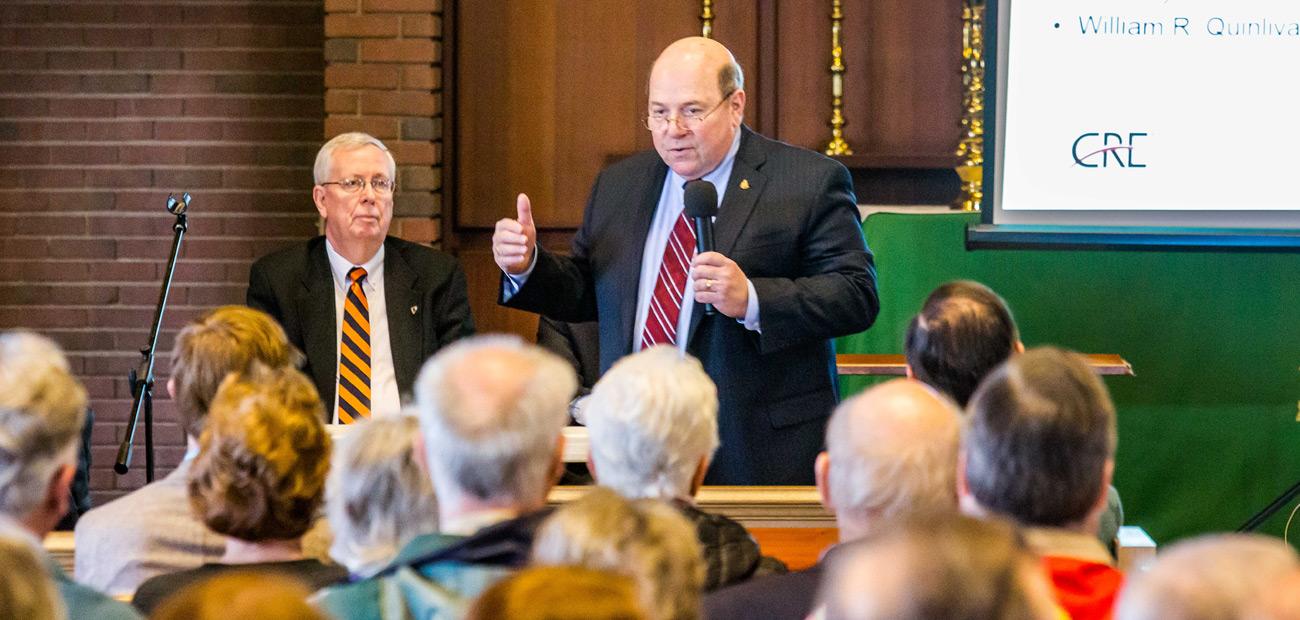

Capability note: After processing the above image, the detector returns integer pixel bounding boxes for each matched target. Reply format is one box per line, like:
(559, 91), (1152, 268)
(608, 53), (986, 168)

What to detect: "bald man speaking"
(492, 37), (879, 485)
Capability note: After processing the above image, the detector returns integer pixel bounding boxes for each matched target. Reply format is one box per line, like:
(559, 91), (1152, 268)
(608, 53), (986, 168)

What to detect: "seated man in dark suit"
(247, 132), (473, 423)
(317, 336), (577, 619)
(582, 346), (786, 590)
(959, 347), (1124, 620)
(703, 379), (961, 620)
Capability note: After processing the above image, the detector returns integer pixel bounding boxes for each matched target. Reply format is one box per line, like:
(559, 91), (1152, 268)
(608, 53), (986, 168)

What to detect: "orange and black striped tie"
(338, 266), (371, 423)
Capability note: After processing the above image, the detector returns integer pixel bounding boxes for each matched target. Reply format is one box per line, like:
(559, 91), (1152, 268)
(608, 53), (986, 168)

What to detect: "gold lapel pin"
(410, 305), (418, 315)
(740, 179), (750, 190)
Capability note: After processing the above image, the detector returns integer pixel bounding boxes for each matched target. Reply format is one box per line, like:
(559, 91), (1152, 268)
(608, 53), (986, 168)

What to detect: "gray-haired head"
(585, 346), (718, 500)
(412, 335), (576, 509)
(1115, 533), (1299, 620)
(325, 414), (438, 577)
(0, 332), (87, 525)
(313, 132), (396, 185)
(821, 379), (961, 540)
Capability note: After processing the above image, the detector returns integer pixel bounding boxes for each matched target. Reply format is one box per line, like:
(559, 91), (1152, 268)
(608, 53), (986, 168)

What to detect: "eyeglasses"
(643, 90), (736, 131)
(320, 176), (396, 195)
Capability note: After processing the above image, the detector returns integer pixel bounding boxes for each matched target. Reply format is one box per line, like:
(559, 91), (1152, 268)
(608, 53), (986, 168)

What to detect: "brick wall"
(323, 0), (443, 244)
(0, 2), (327, 505)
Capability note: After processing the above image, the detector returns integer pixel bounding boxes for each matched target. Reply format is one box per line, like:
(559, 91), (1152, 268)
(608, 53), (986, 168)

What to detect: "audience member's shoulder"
(703, 565), (823, 620)
(56, 576), (143, 620)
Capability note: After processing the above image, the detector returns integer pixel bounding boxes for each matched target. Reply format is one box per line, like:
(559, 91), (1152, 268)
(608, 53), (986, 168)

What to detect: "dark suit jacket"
(247, 236), (474, 413)
(502, 127), (879, 484)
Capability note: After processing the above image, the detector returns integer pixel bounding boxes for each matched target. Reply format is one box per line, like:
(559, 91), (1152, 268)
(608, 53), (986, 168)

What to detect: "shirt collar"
(325, 239), (385, 290)
(666, 128), (744, 200)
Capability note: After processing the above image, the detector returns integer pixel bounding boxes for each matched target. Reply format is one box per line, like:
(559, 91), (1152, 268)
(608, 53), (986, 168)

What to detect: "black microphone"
(683, 180), (718, 316)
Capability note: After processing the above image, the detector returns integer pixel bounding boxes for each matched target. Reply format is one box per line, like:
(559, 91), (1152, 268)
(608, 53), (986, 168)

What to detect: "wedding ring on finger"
(703, 279), (715, 291)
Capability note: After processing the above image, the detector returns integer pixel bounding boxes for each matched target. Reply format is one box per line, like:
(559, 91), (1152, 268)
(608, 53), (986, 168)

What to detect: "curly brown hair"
(188, 365), (329, 541)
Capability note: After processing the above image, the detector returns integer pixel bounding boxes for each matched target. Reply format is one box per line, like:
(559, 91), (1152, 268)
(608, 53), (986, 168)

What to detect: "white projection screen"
(975, 0), (1300, 250)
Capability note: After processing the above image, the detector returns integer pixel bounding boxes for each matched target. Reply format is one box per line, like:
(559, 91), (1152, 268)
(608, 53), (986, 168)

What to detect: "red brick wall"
(0, 2), (327, 505)
(323, 0), (443, 244)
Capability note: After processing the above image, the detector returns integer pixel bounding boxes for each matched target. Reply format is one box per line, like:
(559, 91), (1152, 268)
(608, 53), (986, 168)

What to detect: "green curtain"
(836, 211), (1300, 544)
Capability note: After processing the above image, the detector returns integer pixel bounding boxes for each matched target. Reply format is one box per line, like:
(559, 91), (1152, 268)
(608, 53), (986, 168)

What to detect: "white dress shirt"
(325, 241), (402, 420)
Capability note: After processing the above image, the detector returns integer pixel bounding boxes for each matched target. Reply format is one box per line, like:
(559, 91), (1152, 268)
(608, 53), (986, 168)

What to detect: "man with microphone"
(492, 36), (878, 485)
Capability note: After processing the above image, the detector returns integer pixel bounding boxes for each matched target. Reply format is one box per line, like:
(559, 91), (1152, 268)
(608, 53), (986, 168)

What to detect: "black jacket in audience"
(677, 501), (787, 591)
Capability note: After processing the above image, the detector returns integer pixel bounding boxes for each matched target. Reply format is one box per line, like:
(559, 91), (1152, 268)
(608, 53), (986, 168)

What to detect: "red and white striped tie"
(641, 212), (696, 348)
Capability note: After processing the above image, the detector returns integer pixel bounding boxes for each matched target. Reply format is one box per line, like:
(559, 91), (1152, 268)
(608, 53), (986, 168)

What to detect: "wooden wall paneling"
(775, 0), (840, 150)
(862, 0), (964, 155)
(775, 0), (962, 157)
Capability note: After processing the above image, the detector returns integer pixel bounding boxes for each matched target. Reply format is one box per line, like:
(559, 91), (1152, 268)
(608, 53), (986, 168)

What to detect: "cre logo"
(1071, 132), (1147, 168)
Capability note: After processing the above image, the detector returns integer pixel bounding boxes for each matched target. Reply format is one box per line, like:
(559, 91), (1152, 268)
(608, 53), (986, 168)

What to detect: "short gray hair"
(313, 132), (397, 185)
(1116, 534), (1299, 620)
(585, 346), (718, 500)
(326, 414), (437, 577)
(0, 332), (87, 520)
(826, 380), (960, 530)
(413, 335), (576, 506)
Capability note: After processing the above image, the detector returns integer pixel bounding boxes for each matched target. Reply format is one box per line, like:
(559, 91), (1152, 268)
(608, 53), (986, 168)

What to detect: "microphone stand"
(115, 192), (190, 482)
(1238, 481), (1300, 532)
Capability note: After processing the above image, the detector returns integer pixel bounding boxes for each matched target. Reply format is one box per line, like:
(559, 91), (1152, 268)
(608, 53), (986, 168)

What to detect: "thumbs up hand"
(493, 193), (538, 275)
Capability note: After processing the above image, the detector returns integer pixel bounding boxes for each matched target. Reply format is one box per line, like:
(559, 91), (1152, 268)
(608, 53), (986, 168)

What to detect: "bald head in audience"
(820, 516), (1059, 620)
(815, 379), (962, 542)
(904, 280), (1022, 407)
(412, 335), (576, 531)
(1116, 534), (1299, 620)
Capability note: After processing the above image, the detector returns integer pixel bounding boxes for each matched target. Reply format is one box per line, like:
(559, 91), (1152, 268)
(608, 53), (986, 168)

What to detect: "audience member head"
(149, 572), (328, 620)
(1115, 533), (1299, 620)
(815, 379), (961, 541)
(326, 414), (438, 577)
(467, 566), (648, 620)
(413, 335), (575, 519)
(312, 132), (397, 263)
(960, 347), (1117, 533)
(584, 346), (718, 501)
(647, 37), (746, 180)
(1249, 567), (1300, 620)
(188, 365), (330, 543)
(0, 523), (64, 620)
(0, 331), (87, 536)
(170, 305), (297, 441)
(904, 280), (1021, 407)
(820, 515), (1059, 620)
(533, 487), (704, 620)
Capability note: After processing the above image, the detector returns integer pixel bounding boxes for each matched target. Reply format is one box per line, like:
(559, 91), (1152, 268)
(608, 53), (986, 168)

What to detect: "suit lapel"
(713, 127), (768, 256)
(384, 240), (422, 396)
(299, 240), (337, 410)
(687, 128), (768, 343)
(615, 161), (669, 358)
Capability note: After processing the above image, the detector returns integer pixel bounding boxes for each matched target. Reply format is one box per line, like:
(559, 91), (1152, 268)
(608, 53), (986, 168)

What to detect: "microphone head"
(683, 180), (718, 218)
(167, 192), (190, 215)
